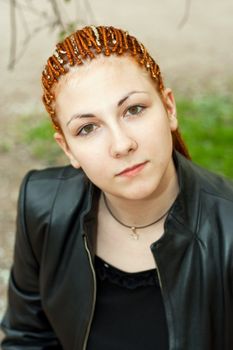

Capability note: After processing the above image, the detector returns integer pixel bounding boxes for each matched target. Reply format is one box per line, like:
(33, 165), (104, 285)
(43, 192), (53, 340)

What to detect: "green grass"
(20, 95), (233, 178)
(177, 96), (233, 179)
(21, 117), (67, 165)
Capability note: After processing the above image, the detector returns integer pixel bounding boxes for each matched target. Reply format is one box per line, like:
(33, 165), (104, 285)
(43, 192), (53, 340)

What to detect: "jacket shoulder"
(27, 164), (83, 181)
(22, 165), (87, 220)
(18, 165), (88, 264)
(176, 152), (233, 202)
(191, 162), (233, 201)
(173, 152), (233, 241)
(24, 165), (87, 198)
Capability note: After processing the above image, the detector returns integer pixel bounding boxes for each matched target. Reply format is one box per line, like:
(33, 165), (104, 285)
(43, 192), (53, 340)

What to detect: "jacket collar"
(168, 151), (202, 235)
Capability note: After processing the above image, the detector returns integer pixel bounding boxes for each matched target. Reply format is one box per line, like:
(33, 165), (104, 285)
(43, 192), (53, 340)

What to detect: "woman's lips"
(116, 161), (148, 177)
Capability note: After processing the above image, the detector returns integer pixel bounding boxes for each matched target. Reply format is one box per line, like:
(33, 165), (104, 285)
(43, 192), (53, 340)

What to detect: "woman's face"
(54, 55), (178, 200)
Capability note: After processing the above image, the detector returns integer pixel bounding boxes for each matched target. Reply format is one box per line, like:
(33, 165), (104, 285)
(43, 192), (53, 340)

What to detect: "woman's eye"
(78, 124), (97, 136)
(125, 105), (145, 117)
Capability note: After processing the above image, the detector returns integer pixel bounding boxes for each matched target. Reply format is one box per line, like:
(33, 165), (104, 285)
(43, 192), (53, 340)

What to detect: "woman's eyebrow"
(117, 90), (148, 106)
(67, 113), (94, 126)
(67, 90), (148, 126)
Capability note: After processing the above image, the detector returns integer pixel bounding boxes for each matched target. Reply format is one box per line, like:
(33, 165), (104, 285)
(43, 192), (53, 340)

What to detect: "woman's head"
(41, 25), (190, 161)
(51, 54), (181, 200)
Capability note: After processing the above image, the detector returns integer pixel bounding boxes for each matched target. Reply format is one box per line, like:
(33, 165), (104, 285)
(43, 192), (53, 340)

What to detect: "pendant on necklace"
(131, 226), (139, 240)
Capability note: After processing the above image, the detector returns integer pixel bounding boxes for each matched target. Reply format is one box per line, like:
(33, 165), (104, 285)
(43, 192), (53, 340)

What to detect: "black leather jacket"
(1, 152), (233, 350)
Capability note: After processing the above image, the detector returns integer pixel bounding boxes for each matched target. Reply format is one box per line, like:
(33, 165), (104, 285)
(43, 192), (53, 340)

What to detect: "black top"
(87, 256), (169, 350)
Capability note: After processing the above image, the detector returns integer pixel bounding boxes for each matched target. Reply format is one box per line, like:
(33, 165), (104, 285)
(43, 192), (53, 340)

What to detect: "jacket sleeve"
(0, 171), (62, 349)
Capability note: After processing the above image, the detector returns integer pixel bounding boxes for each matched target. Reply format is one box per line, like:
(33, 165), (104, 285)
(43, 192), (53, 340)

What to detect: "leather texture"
(1, 152), (233, 350)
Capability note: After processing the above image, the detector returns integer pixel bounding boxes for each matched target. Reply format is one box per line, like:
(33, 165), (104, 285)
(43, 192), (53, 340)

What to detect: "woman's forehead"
(55, 54), (153, 96)
(54, 55), (158, 122)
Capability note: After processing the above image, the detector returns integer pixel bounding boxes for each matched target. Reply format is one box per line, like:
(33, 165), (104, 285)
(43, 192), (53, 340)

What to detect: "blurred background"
(0, 0), (232, 332)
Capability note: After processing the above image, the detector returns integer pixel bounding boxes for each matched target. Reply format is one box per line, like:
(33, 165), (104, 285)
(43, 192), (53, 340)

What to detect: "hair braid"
(83, 27), (102, 53)
(122, 30), (129, 50)
(117, 30), (124, 55)
(110, 27), (120, 53)
(63, 38), (75, 66)
(78, 31), (95, 59)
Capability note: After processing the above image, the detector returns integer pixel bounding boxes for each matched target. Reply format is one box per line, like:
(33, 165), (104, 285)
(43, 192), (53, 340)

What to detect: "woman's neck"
(102, 160), (179, 228)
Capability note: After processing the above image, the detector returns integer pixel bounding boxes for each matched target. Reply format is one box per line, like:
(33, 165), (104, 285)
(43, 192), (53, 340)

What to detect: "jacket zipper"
(154, 256), (163, 290)
(82, 235), (97, 350)
(151, 245), (163, 290)
(152, 250), (173, 348)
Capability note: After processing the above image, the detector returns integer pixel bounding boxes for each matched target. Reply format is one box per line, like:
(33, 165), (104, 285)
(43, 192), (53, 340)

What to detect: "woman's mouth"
(116, 161), (148, 177)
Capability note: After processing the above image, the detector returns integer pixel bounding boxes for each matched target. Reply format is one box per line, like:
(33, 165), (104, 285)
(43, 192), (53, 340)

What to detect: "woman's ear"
(54, 132), (80, 168)
(162, 88), (178, 132)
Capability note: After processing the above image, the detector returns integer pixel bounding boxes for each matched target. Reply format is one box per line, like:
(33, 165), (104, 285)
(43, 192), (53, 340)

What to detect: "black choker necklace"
(103, 194), (170, 240)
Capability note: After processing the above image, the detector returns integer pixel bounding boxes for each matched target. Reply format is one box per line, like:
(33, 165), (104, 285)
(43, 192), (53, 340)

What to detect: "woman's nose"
(109, 126), (138, 158)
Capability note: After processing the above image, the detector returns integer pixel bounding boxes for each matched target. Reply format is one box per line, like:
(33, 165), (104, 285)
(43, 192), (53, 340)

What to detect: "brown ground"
(0, 0), (233, 338)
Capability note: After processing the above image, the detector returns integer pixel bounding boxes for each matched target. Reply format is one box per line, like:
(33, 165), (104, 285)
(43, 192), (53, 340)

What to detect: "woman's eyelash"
(77, 123), (97, 136)
(125, 105), (146, 116)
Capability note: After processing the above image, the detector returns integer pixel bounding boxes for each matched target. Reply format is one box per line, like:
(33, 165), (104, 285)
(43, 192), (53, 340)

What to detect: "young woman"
(1, 25), (233, 350)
